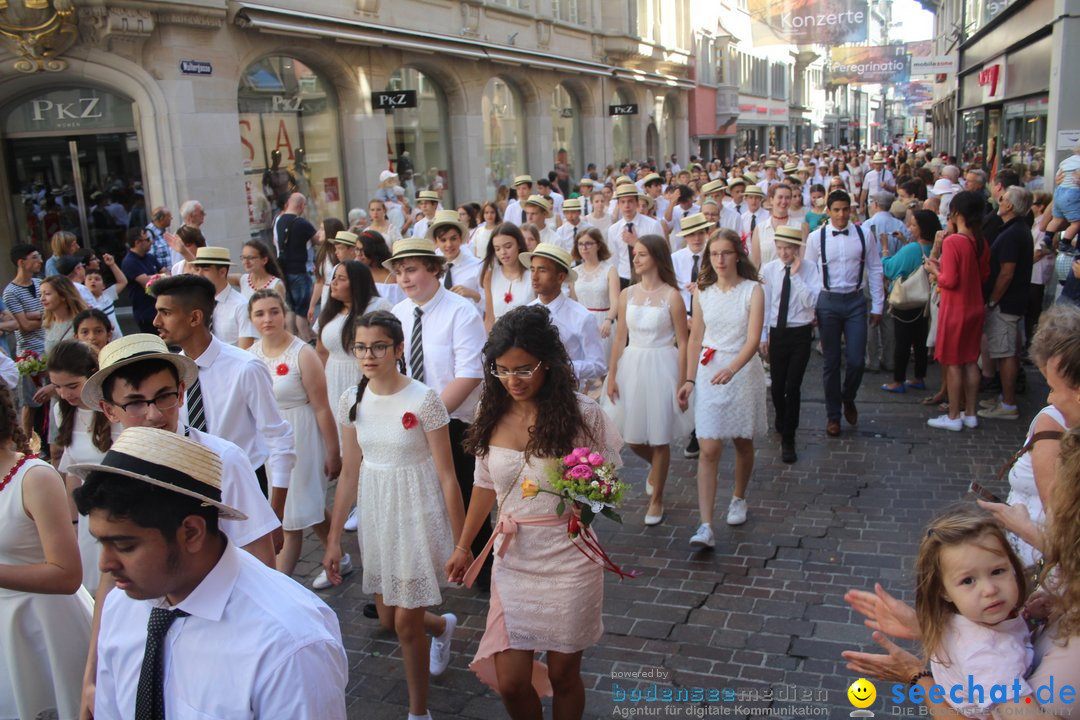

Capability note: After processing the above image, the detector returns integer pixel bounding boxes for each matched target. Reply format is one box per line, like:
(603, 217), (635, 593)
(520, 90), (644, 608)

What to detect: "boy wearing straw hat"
(554, 197), (592, 253)
(504, 175), (534, 227)
(190, 246), (257, 350)
(410, 190), (441, 239)
(608, 184), (663, 287)
(523, 194), (559, 246)
(73, 427), (347, 719)
(427, 210), (484, 308)
(760, 227), (821, 463)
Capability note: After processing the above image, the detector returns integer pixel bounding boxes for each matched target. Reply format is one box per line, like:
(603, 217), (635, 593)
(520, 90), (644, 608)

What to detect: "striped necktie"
(186, 377), (207, 433)
(410, 307), (425, 382)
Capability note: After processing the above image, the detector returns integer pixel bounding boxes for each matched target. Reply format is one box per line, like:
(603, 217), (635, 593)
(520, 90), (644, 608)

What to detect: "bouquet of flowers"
(144, 273), (168, 296)
(521, 446), (638, 579)
(14, 350), (46, 376)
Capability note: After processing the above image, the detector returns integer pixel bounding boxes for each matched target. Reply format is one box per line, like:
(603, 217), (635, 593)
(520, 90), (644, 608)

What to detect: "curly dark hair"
(0, 383), (29, 454)
(464, 305), (594, 460)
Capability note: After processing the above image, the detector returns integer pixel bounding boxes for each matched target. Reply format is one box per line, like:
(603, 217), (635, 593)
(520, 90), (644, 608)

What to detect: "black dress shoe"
(363, 602), (378, 619)
(843, 400), (858, 426)
(781, 444), (797, 463)
(684, 432), (699, 458)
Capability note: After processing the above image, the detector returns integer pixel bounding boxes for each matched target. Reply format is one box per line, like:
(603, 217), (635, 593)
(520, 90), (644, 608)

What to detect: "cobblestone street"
(298, 354), (1048, 720)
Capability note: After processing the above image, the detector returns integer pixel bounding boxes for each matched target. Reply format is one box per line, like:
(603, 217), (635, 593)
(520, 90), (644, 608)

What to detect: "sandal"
(905, 380), (927, 390)
(921, 393), (945, 406)
(880, 383), (906, 394)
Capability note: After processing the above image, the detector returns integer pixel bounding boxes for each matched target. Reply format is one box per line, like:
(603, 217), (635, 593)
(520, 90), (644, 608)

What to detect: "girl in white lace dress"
(604, 233), (691, 526)
(481, 223), (535, 332)
(678, 229), (766, 547)
(572, 227), (621, 382)
(322, 311), (465, 720)
(249, 290), (341, 577)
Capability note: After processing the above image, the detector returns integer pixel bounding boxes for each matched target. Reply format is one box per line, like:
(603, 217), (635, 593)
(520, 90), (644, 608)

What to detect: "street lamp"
(0, 0), (78, 73)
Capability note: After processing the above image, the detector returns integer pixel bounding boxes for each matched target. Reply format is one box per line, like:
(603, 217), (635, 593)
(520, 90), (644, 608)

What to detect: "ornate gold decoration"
(0, 0), (78, 73)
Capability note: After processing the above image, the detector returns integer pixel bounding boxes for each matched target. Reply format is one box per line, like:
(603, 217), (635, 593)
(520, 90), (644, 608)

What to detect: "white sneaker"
(927, 414), (963, 432)
(312, 553), (353, 590)
(979, 397), (1000, 410)
(429, 613), (456, 676)
(343, 507), (359, 532)
(726, 497), (748, 526)
(961, 414), (978, 429)
(977, 402), (1020, 420)
(689, 523), (715, 549)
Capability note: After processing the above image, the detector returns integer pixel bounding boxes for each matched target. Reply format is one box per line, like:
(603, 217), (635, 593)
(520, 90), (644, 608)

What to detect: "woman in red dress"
(923, 190), (990, 431)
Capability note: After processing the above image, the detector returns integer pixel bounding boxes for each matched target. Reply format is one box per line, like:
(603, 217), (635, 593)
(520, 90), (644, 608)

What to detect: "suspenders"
(819, 224), (866, 291)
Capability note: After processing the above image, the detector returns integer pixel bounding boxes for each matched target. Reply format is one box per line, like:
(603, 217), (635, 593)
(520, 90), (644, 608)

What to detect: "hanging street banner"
(748, 0), (868, 46)
(828, 45), (911, 84)
(910, 55), (959, 76)
(904, 40), (933, 57)
(895, 82), (934, 105)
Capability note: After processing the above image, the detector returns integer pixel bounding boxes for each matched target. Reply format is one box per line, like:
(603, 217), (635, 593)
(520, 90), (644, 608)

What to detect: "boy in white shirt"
(82, 256), (129, 339)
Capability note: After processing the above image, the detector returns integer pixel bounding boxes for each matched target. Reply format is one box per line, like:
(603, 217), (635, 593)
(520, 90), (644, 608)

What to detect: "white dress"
(252, 337), (327, 530)
(489, 265), (535, 320)
(321, 296), (394, 438)
(573, 261), (615, 366)
(601, 286), (693, 444)
(337, 379), (454, 608)
(54, 405), (121, 594)
(239, 273), (284, 302)
(1006, 405), (1067, 566)
(695, 281), (767, 439)
(0, 456), (93, 720)
(756, 219), (781, 268)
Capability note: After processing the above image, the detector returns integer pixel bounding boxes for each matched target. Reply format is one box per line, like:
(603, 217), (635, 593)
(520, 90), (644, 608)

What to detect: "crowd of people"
(2, 138), (1079, 720)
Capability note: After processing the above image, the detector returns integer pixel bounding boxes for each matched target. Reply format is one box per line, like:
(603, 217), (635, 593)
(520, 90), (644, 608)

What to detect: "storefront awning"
(234, 3), (693, 89)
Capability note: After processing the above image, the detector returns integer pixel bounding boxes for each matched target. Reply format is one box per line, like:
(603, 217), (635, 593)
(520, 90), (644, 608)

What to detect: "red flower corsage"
(701, 347), (716, 366)
(402, 412), (418, 430)
(504, 291), (513, 303)
(275, 363), (289, 376)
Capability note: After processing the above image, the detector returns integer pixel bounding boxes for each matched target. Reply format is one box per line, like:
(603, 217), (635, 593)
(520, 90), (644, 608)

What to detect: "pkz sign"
(5, 89), (135, 135)
(609, 104), (638, 116)
(373, 91), (418, 110)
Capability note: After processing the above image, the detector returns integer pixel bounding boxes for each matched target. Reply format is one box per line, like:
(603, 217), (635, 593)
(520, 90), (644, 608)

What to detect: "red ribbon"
(701, 347), (716, 366)
(569, 523), (640, 580)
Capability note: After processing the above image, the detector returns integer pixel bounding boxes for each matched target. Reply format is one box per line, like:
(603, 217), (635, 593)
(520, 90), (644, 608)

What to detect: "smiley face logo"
(847, 678), (877, 709)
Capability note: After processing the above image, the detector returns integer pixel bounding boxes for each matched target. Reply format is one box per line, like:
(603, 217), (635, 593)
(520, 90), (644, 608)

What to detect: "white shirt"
(213, 285), (256, 345)
(186, 426), (281, 548)
(587, 212), (612, 237)
(665, 203), (700, 242)
(804, 222), (885, 315)
(442, 251), (484, 310)
(607, 213), (664, 280)
(760, 258), (821, 336)
(186, 337), (297, 488)
(529, 294), (606, 381)
(716, 205), (743, 235)
(863, 168), (895, 197)
(87, 285), (124, 339)
(554, 220), (592, 253)
(0, 349), (16, 390)
(393, 287), (486, 422)
(95, 542), (347, 720)
(546, 191), (564, 220)
(504, 199), (527, 226)
(671, 247), (706, 312)
(411, 216), (431, 239)
(740, 209), (771, 242)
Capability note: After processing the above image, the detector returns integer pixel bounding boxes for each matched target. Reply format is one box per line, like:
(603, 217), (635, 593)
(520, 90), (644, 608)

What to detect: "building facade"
(0, 0), (692, 275)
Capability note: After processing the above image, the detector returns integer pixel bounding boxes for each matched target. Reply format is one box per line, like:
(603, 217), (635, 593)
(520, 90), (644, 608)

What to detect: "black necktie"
(410, 307), (425, 382)
(135, 607), (189, 720)
(736, 204), (742, 214)
(777, 265), (791, 331)
(186, 377), (206, 433)
(521, 208), (526, 225)
(833, 228), (849, 236)
(625, 222), (634, 270)
(444, 262), (454, 290)
(691, 254), (700, 283)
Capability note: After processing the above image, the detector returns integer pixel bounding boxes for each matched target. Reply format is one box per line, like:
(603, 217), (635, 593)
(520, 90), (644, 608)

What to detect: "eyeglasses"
(112, 390), (180, 415)
(489, 362), (543, 380)
(240, 255), (261, 262)
(578, 241), (598, 248)
(352, 343), (393, 358)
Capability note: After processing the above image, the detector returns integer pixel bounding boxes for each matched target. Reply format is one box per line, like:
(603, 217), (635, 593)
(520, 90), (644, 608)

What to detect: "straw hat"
(81, 334), (199, 410)
(192, 246), (234, 266)
(69, 427), (246, 520)
(563, 197), (583, 212)
(523, 194), (552, 215)
(727, 177), (746, 189)
(701, 179), (726, 196)
(615, 175), (634, 186)
(383, 238), (446, 271)
(332, 230), (358, 247)
(520, 242), (577, 282)
(416, 190), (440, 203)
(579, 177), (595, 187)
(773, 226), (805, 247)
(425, 209), (469, 240)
(764, 160), (777, 169)
(871, 153), (886, 165)
(513, 175), (534, 187)
(641, 172), (663, 185)
(743, 172), (759, 184)
(744, 185), (765, 198)
(783, 162), (798, 175)
(676, 213), (716, 237)
(614, 184), (641, 199)
(890, 200), (910, 219)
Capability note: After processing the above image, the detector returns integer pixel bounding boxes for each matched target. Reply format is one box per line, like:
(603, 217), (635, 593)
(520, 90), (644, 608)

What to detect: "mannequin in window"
(263, 150), (295, 212)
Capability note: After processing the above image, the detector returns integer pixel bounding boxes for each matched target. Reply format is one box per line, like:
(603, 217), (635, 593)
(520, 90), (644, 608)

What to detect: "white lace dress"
(574, 261), (615, 366)
(251, 337), (327, 530)
(489, 265), (534, 320)
(695, 281), (767, 439)
(238, 274), (284, 302)
(321, 296), (393, 439)
(337, 379), (454, 608)
(601, 286), (693, 444)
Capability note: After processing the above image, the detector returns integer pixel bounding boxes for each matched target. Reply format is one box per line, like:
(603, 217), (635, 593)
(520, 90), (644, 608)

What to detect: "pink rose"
(573, 447), (591, 459)
(568, 464), (593, 480)
(587, 452), (605, 467)
(563, 454), (579, 466)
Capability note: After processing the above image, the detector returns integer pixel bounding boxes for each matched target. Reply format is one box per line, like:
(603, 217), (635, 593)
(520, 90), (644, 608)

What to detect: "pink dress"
(470, 395), (622, 696)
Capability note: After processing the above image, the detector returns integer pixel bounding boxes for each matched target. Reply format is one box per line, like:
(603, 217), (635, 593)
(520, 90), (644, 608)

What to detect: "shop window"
(551, 84), (583, 180)
(482, 77), (526, 200)
(386, 68), (452, 206)
(238, 56), (343, 241)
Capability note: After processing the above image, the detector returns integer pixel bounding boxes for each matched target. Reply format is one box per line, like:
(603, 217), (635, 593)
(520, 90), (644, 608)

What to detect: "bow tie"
(832, 229), (849, 236)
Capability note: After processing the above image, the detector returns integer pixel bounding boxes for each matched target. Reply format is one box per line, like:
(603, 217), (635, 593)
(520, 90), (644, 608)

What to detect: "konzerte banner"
(748, 0), (868, 46)
(829, 45), (911, 84)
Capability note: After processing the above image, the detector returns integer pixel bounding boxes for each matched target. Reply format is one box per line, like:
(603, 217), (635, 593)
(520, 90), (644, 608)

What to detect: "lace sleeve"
(474, 451), (494, 490)
(336, 385), (360, 427)
(578, 393), (624, 468)
(419, 387), (450, 432)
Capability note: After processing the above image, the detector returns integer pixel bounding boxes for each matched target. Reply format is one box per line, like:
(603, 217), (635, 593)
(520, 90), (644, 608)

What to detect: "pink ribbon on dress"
(463, 513), (564, 588)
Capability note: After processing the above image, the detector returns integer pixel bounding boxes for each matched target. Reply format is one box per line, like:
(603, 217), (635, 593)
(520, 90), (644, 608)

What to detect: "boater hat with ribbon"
(192, 246), (235, 266)
(331, 230), (358, 247)
(773, 225), (806, 247)
(425, 209), (469, 240)
(416, 190), (440, 203)
(676, 213), (716, 237)
(69, 426), (247, 520)
(563, 197), (583, 212)
(82, 334), (199, 410)
(613, 184), (642, 199)
(520, 242), (577, 282)
(700, 179), (727, 196)
(382, 238), (446, 271)
(512, 174), (534, 188)
(744, 184), (766, 198)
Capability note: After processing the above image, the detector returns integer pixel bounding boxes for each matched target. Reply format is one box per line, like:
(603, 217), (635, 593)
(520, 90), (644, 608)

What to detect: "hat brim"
(676, 221), (716, 237)
(425, 220), (471, 242)
(67, 461), (247, 520)
(81, 351), (199, 410)
(519, 252), (577, 282)
(382, 251), (447, 272)
(192, 259), (236, 267)
(774, 236), (806, 247)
